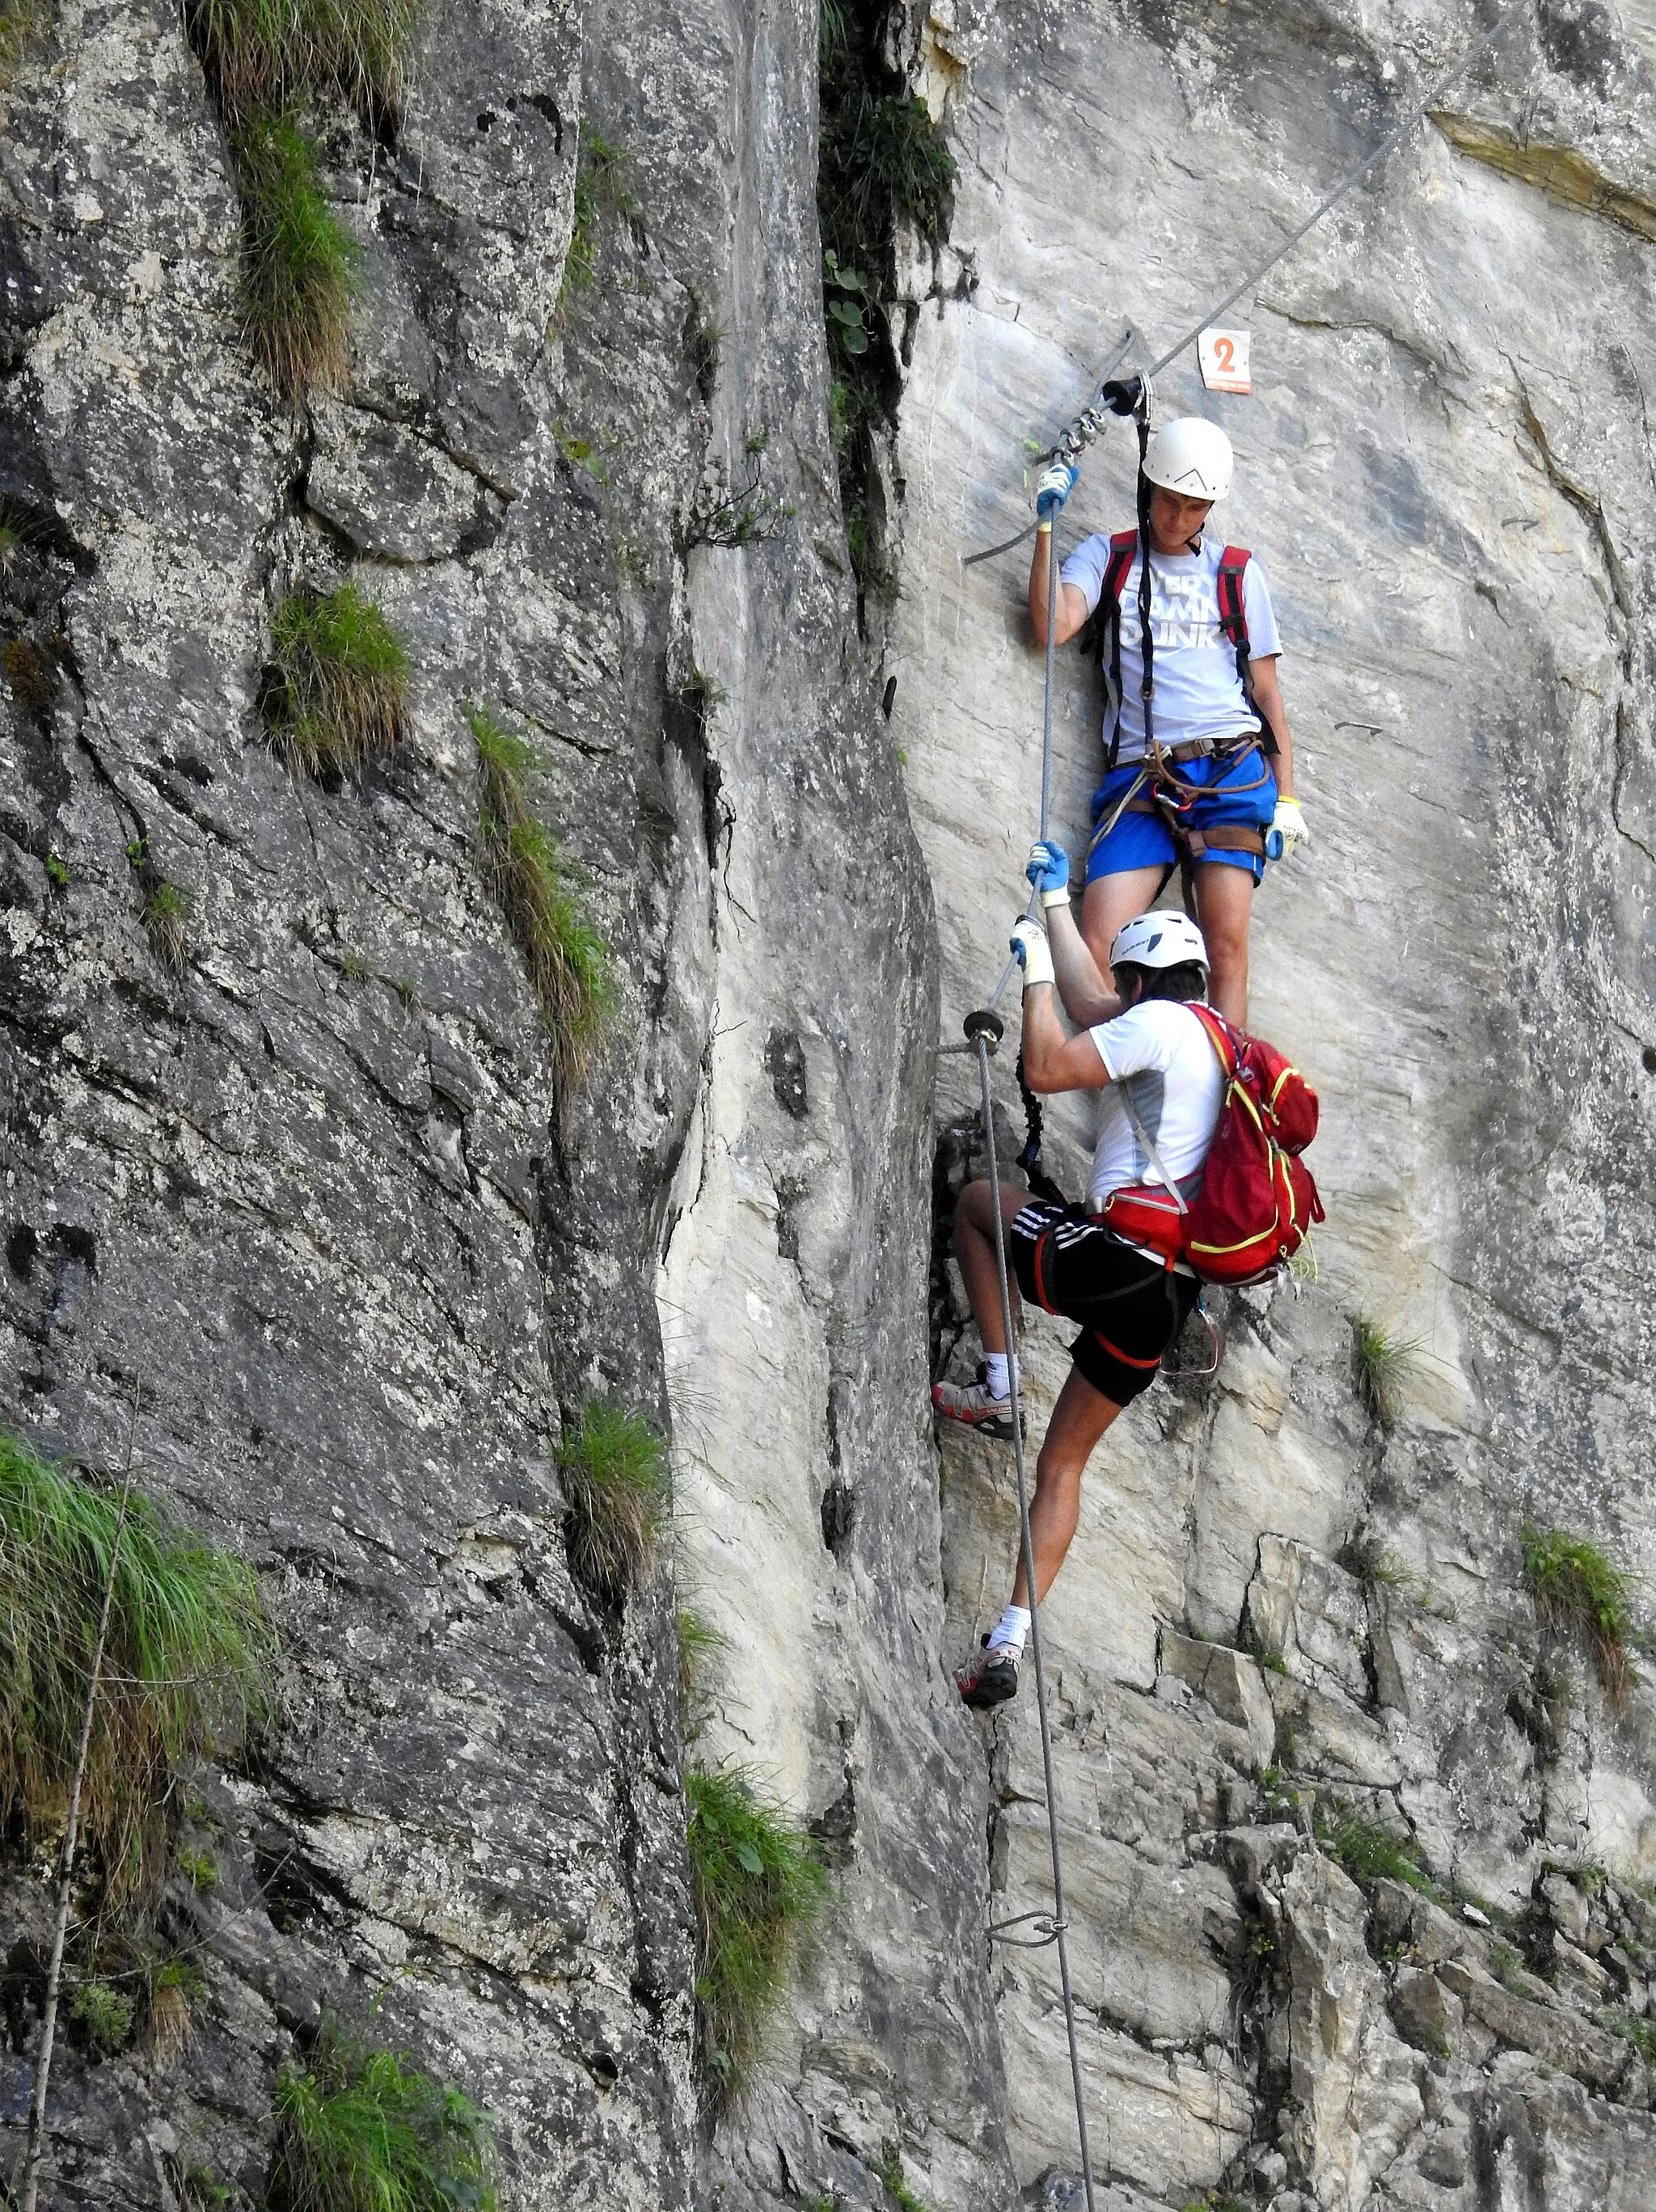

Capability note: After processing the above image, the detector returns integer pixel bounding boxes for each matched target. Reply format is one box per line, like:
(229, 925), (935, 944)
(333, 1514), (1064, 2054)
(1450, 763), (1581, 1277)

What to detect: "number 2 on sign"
(1198, 326), (1253, 395)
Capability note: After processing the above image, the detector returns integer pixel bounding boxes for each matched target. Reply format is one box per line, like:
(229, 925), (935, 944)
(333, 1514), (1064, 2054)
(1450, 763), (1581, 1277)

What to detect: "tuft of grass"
(1600, 2008), (1656, 2062)
(44, 851), (69, 890)
(556, 1399), (669, 1602)
(876, 2145), (935, 2212)
(0, 1434), (276, 1905)
(144, 878), (191, 970)
(190, 0), (416, 126)
(0, 0), (36, 83)
(265, 584), (408, 775)
(148, 1954), (204, 2063)
(675, 1606), (724, 1740)
(1352, 1312), (1413, 1428)
(234, 110), (358, 401)
(558, 128), (636, 307)
(685, 1762), (826, 2097)
(1337, 1531), (1409, 1590)
(70, 1978), (136, 2055)
(1314, 1801), (1430, 1894)
(269, 2022), (496, 2212)
(465, 703), (615, 1102)
(1522, 1525), (1637, 1706)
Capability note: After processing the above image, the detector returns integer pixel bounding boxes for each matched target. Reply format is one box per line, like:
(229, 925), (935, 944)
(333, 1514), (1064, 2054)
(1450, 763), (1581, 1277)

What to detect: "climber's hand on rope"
(1010, 917), (1055, 989)
(1025, 840), (1071, 909)
(1269, 797), (1308, 860)
(1034, 458), (1078, 520)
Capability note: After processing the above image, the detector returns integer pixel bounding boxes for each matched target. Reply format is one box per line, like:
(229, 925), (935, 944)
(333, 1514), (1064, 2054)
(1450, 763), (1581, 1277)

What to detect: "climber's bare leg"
(1008, 1365), (1122, 1609)
(953, 1179), (1026, 1353)
(1192, 860), (1253, 1028)
(1079, 864), (1166, 1015)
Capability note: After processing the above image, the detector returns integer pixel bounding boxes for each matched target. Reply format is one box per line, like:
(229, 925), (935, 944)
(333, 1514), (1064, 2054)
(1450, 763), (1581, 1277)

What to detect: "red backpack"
(1098, 1004), (1324, 1284)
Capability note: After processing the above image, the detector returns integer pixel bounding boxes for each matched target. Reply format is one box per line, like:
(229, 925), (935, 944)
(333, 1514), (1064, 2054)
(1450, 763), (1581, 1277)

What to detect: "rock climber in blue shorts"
(1029, 415), (1305, 1028)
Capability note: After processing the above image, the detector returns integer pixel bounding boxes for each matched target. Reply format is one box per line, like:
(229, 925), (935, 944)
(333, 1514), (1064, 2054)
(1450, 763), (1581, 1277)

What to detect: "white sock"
(986, 1603), (1031, 1657)
(983, 1352), (1017, 1401)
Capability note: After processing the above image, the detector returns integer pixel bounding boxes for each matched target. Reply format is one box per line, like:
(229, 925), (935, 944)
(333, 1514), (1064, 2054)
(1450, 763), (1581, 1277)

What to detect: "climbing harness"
(964, 1003), (1099, 2212)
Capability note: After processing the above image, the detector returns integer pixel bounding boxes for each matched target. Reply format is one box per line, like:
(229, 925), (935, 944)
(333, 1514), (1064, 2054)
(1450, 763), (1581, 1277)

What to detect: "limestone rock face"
(2, 0), (1656, 2207)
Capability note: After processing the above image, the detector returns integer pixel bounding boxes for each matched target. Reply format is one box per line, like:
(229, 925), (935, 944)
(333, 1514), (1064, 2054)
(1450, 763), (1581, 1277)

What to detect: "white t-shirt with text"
(1060, 533), (1281, 765)
(1085, 1000), (1225, 1214)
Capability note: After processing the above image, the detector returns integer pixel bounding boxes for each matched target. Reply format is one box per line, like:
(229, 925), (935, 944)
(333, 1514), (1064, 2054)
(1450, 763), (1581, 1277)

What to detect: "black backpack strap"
(1218, 544), (1280, 760)
(1096, 529), (1138, 773)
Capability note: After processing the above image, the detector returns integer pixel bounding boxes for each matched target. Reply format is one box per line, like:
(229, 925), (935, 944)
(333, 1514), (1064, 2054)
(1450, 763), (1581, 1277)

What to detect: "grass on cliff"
(1352, 1312), (1413, 1429)
(1522, 1525), (1637, 1707)
(0, 1434), (274, 1903)
(264, 583), (408, 775)
(1314, 1801), (1430, 1896)
(556, 1399), (669, 1602)
(0, 0), (35, 83)
(235, 110), (358, 400)
(465, 703), (615, 1102)
(685, 1762), (826, 2096)
(268, 2022), (496, 2212)
(190, 0), (415, 124)
(557, 127), (636, 309)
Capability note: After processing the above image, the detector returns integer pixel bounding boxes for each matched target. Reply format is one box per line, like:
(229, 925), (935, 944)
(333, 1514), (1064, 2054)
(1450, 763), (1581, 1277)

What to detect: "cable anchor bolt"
(963, 1008), (1005, 1053)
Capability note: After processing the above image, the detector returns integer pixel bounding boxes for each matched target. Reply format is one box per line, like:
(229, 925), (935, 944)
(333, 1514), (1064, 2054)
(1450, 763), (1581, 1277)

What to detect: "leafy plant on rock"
(264, 584), (408, 775)
(465, 702), (615, 1104)
(685, 1762), (826, 2098)
(268, 2022), (496, 2212)
(1314, 1800), (1430, 1896)
(556, 1399), (669, 1603)
(1522, 1524), (1637, 1706)
(0, 1434), (274, 1904)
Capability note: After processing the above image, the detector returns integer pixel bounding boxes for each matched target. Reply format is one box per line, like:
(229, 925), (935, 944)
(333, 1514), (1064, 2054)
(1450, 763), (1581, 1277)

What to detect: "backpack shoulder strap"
(1216, 546), (1251, 651)
(1189, 1000), (1240, 1079)
(1216, 544), (1281, 761)
(1096, 530), (1139, 773)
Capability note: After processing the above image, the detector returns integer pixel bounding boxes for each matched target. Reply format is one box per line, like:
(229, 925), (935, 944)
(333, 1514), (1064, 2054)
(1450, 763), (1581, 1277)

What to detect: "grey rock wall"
(4, 0), (1656, 2207)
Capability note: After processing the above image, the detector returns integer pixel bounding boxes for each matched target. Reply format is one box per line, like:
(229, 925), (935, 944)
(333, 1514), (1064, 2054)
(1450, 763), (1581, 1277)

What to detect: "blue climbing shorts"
(1085, 744), (1278, 887)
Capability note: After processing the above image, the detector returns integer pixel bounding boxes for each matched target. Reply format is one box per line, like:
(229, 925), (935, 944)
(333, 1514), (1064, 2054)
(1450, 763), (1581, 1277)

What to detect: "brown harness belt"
(1123, 735), (1271, 863)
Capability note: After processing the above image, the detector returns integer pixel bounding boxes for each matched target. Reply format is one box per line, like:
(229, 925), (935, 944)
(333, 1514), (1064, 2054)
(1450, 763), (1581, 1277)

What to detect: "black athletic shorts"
(1008, 1200), (1200, 1405)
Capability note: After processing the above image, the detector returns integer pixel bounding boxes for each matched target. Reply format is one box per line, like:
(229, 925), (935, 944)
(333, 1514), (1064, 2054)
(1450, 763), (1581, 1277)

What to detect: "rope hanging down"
(963, 0), (1532, 569)
(966, 1006), (1099, 2212)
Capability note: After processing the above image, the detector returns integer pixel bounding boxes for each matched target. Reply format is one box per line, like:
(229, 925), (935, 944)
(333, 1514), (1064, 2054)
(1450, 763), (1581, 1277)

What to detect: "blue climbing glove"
(1025, 839), (1071, 910)
(1010, 917), (1055, 988)
(1034, 458), (1078, 520)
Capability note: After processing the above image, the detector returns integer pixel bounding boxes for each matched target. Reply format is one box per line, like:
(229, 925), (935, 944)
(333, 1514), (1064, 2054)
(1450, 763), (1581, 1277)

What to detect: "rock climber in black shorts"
(934, 875), (1223, 1708)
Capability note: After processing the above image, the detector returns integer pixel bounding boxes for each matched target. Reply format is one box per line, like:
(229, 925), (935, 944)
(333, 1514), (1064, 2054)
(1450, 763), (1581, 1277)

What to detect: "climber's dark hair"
(1113, 960), (1207, 1005)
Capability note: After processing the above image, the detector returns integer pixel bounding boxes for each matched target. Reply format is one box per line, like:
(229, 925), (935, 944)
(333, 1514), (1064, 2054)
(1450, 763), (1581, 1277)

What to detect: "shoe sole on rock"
(956, 1661), (1019, 1709)
(931, 1387), (1014, 1442)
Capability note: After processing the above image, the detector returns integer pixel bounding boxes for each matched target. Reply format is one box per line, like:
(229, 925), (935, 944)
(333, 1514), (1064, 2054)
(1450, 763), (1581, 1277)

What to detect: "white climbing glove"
(1270, 797), (1308, 860)
(1024, 838), (1071, 910)
(1034, 458), (1078, 521)
(1010, 917), (1055, 989)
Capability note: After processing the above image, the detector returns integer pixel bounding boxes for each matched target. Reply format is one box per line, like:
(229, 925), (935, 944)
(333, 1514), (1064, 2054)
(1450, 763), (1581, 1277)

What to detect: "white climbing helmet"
(1142, 416), (1233, 503)
(1109, 909), (1210, 977)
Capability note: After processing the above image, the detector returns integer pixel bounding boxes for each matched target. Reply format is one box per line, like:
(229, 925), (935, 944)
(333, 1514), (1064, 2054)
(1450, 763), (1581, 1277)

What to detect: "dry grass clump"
(1523, 1524), (1638, 1707)
(192, 0), (415, 125)
(0, 1435), (274, 1904)
(264, 583), (409, 775)
(556, 1400), (669, 1602)
(465, 703), (615, 1102)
